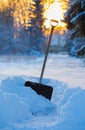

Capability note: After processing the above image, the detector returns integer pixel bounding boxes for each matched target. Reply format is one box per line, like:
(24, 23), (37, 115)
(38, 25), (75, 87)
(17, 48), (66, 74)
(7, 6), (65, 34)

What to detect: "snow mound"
(0, 76), (85, 130)
(0, 76), (55, 123)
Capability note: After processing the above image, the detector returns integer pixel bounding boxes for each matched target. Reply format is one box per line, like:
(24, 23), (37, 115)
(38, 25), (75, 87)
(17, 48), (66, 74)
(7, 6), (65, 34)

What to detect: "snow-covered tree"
(64, 0), (85, 56)
(65, 0), (85, 36)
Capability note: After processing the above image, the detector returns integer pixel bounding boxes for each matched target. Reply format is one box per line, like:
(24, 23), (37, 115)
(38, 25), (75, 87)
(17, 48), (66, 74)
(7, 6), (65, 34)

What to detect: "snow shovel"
(25, 20), (58, 100)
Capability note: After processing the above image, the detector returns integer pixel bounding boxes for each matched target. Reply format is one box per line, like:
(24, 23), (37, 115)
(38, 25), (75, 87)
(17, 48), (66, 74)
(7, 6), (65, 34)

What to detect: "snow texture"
(0, 76), (85, 130)
(0, 54), (85, 130)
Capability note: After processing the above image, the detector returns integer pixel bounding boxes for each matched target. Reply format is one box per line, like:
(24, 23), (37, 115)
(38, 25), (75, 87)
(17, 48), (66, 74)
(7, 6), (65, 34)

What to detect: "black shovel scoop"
(25, 20), (58, 100)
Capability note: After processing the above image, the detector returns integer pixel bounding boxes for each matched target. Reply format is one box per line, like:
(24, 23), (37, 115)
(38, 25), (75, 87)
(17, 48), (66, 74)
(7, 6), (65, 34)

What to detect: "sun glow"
(2, 0), (8, 3)
(44, 1), (64, 29)
(0, 0), (68, 34)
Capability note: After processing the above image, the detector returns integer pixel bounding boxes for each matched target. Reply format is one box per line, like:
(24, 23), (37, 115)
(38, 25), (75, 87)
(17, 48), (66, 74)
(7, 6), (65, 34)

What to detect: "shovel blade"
(25, 81), (53, 100)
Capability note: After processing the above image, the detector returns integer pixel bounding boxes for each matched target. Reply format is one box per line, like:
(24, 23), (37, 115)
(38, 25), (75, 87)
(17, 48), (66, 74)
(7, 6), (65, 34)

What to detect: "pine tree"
(28, 0), (46, 52)
(65, 0), (85, 36)
(64, 0), (85, 56)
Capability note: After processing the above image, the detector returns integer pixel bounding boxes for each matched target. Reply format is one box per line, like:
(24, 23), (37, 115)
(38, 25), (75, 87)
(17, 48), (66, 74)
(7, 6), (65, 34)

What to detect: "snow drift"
(0, 76), (85, 130)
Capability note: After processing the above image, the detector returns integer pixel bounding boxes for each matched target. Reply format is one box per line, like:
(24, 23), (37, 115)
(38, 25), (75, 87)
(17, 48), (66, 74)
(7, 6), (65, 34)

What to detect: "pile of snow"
(0, 76), (85, 130)
(0, 77), (55, 123)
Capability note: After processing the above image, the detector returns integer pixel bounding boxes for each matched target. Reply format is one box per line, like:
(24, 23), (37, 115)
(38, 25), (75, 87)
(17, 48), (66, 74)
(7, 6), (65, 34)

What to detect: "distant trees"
(28, 0), (46, 52)
(0, 1), (15, 26)
(0, 0), (15, 54)
(0, 1), (34, 53)
(0, 0), (46, 54)
(0, 0), (70, 54)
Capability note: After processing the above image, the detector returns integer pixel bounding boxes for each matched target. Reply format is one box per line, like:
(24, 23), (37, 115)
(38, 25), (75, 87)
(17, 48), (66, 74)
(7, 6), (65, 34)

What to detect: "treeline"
(1, 0), (84, 56)
(0, 0), (46, 55)
(0, 0), (69, 55)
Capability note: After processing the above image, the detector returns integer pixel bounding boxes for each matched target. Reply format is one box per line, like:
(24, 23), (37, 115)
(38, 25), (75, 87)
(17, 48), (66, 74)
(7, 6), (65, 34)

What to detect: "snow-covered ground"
(0, 53), (85, 130)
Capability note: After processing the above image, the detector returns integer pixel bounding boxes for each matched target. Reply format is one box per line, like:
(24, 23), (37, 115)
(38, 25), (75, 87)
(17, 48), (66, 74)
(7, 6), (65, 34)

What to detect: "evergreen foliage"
(28, 0), (46, 52)
(0, 0), (46, 54)
(65, 0), (85, 37)
(64, 0), (85, 56)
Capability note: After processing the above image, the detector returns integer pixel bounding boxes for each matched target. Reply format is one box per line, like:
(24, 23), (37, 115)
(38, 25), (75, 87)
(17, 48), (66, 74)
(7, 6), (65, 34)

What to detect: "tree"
(65, 0), (85, 36)
(28, 0), (46, 52)
(0, 1), (14, 26)
(64, 0), (85, 56)
(0, 0), (16, 54)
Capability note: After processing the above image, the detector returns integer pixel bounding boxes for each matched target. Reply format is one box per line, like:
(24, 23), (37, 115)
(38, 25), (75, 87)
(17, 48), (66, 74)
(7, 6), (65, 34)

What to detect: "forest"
(0, 0), (85, 56)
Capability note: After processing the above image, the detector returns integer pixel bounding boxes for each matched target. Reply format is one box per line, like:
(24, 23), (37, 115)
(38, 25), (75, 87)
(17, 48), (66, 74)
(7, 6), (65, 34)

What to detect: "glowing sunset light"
(3, 0), (7, 2)
(0, 0), (68, 34)
(44, 1), (64, 28)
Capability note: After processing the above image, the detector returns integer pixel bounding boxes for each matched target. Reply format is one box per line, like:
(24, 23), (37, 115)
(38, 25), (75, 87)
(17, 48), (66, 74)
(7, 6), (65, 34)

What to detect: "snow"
(75, 44), (85, 52)
(0, 54), (85, 130)
(70, 11), (85, 24)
